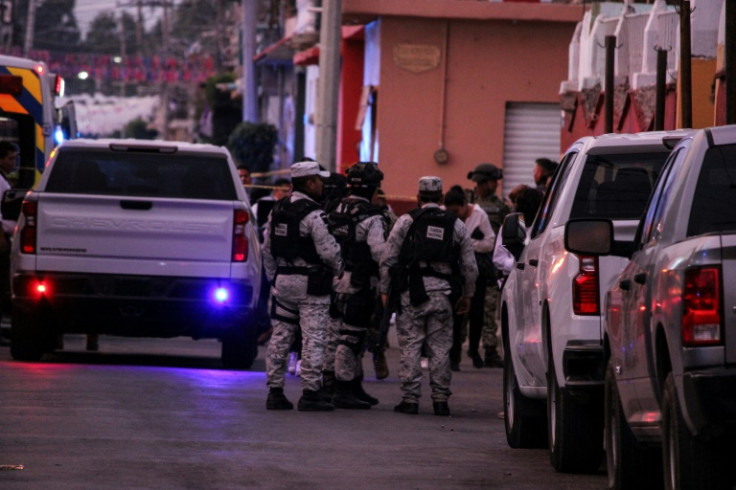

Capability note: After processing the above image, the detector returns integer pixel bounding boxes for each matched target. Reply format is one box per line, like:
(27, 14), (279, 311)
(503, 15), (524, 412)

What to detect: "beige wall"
(378, 17), (576, 201)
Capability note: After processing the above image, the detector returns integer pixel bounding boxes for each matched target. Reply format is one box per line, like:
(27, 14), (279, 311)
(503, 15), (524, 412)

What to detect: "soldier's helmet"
(346, 161), (384, 189)
(467, 162), (503, 182)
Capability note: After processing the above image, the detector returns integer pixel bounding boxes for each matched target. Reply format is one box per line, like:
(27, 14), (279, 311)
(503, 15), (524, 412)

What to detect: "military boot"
(266, 387), (294, 410)
(352, 378), (379, 406)
(297, 389), (335, 412)
(332, 381), (371, 409)
(321, 370), (336, 402)
(484, 349), (503, 368)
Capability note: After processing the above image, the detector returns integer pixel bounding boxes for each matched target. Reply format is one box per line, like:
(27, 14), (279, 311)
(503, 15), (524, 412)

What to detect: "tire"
(547, 354), (604, 473)
(604, 358), (662, 490)
(661, 373), (730, 490)
(221, 327), (258, 370)
(504, 347), (547, 448)
(10, 308), (47, 362)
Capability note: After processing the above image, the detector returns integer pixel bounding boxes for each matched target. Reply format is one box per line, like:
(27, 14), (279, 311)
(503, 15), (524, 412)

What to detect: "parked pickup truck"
(500, 130), (691, 473)
(566, 125), (736, 489)
(9, 139), (262, 369)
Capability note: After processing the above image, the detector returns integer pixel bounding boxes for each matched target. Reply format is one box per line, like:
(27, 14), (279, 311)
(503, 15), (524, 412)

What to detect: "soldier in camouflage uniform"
(380, 176), (478, 416)
(263, 161), (344, 412)
(328, 162), (386, 409)
(467, 163), (510, 368)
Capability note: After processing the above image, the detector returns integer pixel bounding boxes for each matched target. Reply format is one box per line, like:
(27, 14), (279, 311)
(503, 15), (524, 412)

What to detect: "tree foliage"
(227, 122), (278, 173)
(123, 118), (159, 140)
(35, 0), (81, 52)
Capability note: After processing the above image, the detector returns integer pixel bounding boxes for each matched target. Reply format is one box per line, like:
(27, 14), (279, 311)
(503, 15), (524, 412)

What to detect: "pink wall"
(378, 16), (577, 202)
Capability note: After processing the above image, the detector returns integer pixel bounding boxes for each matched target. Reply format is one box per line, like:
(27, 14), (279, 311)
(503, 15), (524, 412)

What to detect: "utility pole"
(161, 0), (170, 139)
(604, 35), (615, 134)
(315, 0), (342, 172)
(23, 0), (36, 56)
(120, 13), (127, 96)
(241, 0), (258, 123)
(726, 0), (736, 125)
(136, 0), (144, 56)
(679, 0), (692, 128)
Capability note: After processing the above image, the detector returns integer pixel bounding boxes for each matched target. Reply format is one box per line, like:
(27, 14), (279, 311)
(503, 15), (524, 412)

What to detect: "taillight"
(20, 198), (38, 254)
(573, 255), (600, 315)
(32, 280), (49, 298)
(682, 266), (722, 346)
(232, 209), (249, 262)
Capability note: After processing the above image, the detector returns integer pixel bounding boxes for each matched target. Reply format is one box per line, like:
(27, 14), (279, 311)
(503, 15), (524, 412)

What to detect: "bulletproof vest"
(269, 197), (322, 264)
(329, 198), (380, 269)
(405, 207), (458, 265)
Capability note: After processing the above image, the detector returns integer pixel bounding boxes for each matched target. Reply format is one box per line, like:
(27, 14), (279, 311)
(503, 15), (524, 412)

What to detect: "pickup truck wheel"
(221, 328), (257, 370)
(662, 373), (729, 490)
(10, 309), (47, 362)
(547, 356), (603, 473)
(504, 347), (547, 448)
(604, 359), (661, 489)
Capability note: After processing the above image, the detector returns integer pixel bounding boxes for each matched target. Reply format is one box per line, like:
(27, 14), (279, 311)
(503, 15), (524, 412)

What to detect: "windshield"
(688, 143), (736, 236)
(570, 151), (669, 220)
(45, 148), (237, 201)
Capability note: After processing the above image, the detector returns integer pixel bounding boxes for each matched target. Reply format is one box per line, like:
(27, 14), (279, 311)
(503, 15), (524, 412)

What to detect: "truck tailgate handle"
(120, 200), (153, 210)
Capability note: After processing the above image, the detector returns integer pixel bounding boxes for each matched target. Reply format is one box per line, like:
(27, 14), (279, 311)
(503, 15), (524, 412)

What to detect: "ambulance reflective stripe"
(0, 66), (46, 172)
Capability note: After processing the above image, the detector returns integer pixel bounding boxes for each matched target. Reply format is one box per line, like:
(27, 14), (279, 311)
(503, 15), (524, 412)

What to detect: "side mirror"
(1, 188), (28, 222)
(565, 219), (613, 256)
(501, 212), (526, 261)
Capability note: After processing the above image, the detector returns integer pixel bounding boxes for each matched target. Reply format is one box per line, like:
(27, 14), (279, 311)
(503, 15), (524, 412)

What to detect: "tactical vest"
(406, 207), (458, 265)
(269, 197), (322, 264)
(329, 199), (381, 275)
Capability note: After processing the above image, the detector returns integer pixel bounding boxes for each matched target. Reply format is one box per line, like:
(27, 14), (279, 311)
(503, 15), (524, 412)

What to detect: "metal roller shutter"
(502, 102), (561, 198)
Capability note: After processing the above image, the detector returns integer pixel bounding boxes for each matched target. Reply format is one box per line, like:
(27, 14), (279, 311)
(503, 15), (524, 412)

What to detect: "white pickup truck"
(567, 125), (736, 489)
(9, 139), (262, 368)
(500, 130), (691, 473)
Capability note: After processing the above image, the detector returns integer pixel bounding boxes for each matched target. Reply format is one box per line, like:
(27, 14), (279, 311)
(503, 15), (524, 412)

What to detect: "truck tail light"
(573, 255), (600, 315)
(20, 198), (38, 255)
(682, 266), (722, 346)
(232, 209), (249, 262)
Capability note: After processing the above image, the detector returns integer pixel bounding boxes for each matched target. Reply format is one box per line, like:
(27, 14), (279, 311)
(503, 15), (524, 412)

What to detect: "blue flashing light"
(54, 126), (65, 145)
(214, 287), (229, 304)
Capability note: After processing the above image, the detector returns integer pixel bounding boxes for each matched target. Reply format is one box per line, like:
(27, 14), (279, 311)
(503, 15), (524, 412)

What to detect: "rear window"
(688, 143), (736, 236)
(45, 149), (238, 201)
(569, 151), (669, 220)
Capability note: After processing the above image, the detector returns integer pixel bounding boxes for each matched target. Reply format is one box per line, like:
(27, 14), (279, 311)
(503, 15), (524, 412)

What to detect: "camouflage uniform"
(263, 190), (344, 394)
(470, 191), (510, 359)
(331, 198), (386, 383)
(380, 181), (477, 410)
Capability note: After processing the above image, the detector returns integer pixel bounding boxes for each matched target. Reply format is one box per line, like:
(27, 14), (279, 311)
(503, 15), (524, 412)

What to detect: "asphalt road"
(0, 334), (606, 489)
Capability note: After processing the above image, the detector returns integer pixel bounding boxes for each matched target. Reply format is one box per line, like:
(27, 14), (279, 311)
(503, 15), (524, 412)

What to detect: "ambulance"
(0, 53), (74, 189)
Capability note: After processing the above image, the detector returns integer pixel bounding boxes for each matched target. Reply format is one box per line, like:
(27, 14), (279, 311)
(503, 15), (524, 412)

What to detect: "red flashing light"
(35, 64), (45, 75)
(54, 74), (63, 96)
(573, 255), (600, 315)
(682, 266), (722, 346)
(232, 209), (249, 262)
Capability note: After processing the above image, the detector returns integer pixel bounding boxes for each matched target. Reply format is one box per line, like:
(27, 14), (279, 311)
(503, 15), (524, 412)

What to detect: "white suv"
(500, 130), (691, 472)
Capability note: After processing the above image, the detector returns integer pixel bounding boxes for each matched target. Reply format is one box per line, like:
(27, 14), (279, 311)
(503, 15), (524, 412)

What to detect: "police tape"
(243, 182), (415, 200)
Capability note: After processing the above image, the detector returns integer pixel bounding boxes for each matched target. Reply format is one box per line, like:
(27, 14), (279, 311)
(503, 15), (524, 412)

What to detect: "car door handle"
(528, 259), (538, 267)
(619, 279), (631, 291)
(634, 273), (647, 285)
(516, 262), (525, 270)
